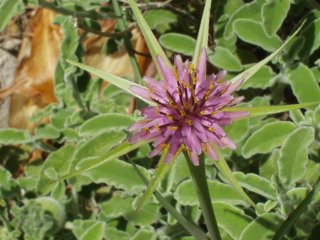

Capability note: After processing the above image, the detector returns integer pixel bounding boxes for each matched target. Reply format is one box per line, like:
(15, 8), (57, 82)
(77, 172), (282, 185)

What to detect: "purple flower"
(129, 49), (248, 165)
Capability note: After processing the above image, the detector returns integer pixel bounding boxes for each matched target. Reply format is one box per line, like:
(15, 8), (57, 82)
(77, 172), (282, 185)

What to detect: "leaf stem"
(185, 153), (221, 240)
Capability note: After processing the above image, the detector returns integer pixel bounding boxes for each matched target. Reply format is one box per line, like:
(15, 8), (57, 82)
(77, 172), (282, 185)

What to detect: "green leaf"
(130, 228), (154, 240)
(174, 179), (248, 206)
(83, 159), (149, 194)
(159, 33), (196, 56)
(230, 20), (304, 84)
(287, 63), (320, 107)
(214, 202), (252, 240)
(233, 172), (277, 200)
(136, 147), (179, 210)
(192, 0), (212, 65)
(208, 47), (242, 71)
(59, 140), (150, 181)
(262, 0), (291, 36)
(37, 144), (75, 194)
(224, 0), (263, 38)
(239, 213), (282, 240)
(234, 19), (282, 52)
(0, 128), (31, 145)
(272, 179), (320, 240)
(128, 0), (170, 71)
(0, 0), (23, 32)
(240, 65), (276, 90)
(299, 18), (320, 58)
(34, 124), (60, 140)
(79, 113), (134, 136)
(72, 131), (126, 169)
(213, 145), (257, 208)
(80, 222), (105, 240)
(278, 127), (314, 186)
(144, 9), (177, 30)
(66, 59), (153, 105)
(242, 121), (296, 158)
(260, 149), (280, 180)
(223, 102), (320, 118)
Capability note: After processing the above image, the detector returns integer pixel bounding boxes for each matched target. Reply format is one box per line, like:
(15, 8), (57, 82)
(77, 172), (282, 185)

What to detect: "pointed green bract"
(128, 0), (170, 71)
(192, 0), (212, 65)
(211, 144), (257, 209)
(230, 21), (305, 84)
(222, 102), (320, 118)
(135, 146), (181, 210)
(66, 59), (154, 105)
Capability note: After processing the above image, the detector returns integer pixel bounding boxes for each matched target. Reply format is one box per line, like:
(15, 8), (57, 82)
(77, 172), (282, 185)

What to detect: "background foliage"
(0, 0), (320, 239)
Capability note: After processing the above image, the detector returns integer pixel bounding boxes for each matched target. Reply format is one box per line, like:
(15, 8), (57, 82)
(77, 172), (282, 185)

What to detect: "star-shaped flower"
(129, 50), (248, 165)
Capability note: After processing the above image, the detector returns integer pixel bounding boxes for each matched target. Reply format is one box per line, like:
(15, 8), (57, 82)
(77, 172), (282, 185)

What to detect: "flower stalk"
(186, 153), (221, 240)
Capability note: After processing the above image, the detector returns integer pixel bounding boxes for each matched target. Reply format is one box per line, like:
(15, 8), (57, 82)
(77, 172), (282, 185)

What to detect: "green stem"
(129, 159), (208, 240)
(38, 0), (112, 20)
(111, 0), (143, 85)
(186, 153), (221, 240)
(0, 209), (11, 231)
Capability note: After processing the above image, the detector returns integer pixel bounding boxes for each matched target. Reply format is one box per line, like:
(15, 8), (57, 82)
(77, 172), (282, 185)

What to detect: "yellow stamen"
(166, 114), (173, 121)
(167, 126), (178, 131)
(186, 119), (193, 126)
(155, 124), (160, 132)
(188, 64), (195, 74)
(208, 127), (215, 132)
(144, 127), (149, 132)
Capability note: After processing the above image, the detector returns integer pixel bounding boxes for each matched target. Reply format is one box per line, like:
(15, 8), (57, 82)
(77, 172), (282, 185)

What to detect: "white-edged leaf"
(230, 21), (305, 84)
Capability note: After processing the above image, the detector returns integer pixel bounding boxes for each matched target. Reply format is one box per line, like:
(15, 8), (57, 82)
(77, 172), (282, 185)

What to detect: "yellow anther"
(208, 127), (215, 132)
(166, 114), (173, 121)
(167, 126), (178, 131)
(209, 81), (214, 90)
(193, 76), (197, 85)
(186, 119), (193, 126)
(155, 124), (160, 132)
(189, 64), (195, 74)
(200, 110), (205, 116)
(202, 143), (208, 153)
(173, 68), (179, 80)
(144, 127), (150, 132)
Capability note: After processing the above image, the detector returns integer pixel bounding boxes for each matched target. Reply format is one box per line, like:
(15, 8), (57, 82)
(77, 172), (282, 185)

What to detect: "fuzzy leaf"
(230, 21), (304, 84)
(84, 159), (150, 194)
(233, 172), (277, 200)
(240, 65), (276, 90)
(242, 121), (296, 158)
(287, 63), (320, 107)
(208, 47), (242, 71)
(278, 127), (314, 186)
(234, 19), (282, 52)
(159, 33), (196, 56)
(239, 213), (282, 240)
(174, 179), (248, 206)
(0, 0), (23, 31)
(0, 129), (31, 145)
(262, 0), (291, 36)
(79, 113), (134, 136)
(58, 140), (150, 181)
(214, 202), (252, 240)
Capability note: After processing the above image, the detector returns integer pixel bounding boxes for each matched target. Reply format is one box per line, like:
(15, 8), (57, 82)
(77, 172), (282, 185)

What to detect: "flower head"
(129, 50), (248, 165)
